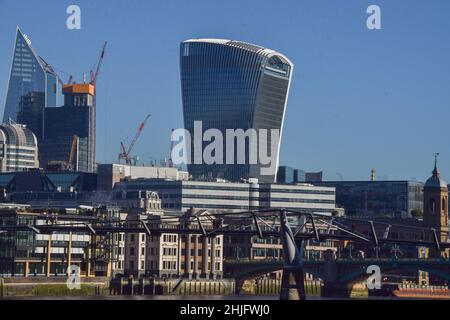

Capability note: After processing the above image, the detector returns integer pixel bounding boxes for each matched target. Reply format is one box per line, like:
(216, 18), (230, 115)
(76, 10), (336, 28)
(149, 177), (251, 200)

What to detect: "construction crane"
(68, 135), (78, 170)
(39, 57), (74, 86)
(90, 41), (107, 86)
(119, 114), (151, 166)
(88, 41), (107, 171)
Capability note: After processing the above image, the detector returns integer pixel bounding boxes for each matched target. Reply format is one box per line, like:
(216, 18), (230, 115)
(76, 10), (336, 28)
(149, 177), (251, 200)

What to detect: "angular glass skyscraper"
(180, 39), (293, 182)
(3, 27), (57, 132)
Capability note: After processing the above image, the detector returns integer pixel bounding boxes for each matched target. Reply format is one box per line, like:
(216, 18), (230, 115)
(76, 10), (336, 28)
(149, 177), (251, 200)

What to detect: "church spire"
(433, 152), (440, 177)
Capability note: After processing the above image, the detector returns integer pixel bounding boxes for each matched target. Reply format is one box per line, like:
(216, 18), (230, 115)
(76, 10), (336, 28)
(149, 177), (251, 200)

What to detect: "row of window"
(126, 260), (222, 272)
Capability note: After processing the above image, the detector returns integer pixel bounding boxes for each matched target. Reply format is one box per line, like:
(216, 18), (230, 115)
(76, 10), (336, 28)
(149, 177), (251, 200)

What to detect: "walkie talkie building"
(180, 39), (293, 182)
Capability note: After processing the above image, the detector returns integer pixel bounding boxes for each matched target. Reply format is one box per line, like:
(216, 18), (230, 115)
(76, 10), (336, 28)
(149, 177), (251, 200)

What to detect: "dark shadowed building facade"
(316, 180), (424, 217)
(40, 84), (95, 172)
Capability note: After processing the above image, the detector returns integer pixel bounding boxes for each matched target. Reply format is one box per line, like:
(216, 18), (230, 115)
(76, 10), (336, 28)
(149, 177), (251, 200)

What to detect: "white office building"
(114, 179), (337, 214)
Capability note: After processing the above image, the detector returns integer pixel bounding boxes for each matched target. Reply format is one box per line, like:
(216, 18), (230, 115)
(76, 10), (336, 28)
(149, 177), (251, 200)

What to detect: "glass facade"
(180, 39), (293, 182)
(3, 27), (57, 127)
(277, 166), (295, 183)
(316, 181), (424, 217)
(294, 169), (306, 183)
(41, 94), (95, 173)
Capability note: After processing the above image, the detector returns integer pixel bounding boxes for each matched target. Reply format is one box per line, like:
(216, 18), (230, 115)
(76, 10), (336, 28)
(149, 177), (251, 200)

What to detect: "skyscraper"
(40, 83), (95, 172)
(3, 27), (57, 129)
(180, 39), (293, 182)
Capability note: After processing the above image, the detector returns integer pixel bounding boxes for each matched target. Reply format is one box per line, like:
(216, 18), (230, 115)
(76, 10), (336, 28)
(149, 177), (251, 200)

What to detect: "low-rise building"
(0, 205), (93, 276)
(123, 208), (224, 279)
(315, 180), (424, 217)
(0, 204), (119, 277)
(114, 179), (337, 214)
(0, 122), (39, 172)
(97, 163), (188, 191)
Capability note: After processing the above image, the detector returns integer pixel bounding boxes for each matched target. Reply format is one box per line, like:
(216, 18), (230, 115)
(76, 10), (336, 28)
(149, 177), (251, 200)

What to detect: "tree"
(411, 209), (423, 220)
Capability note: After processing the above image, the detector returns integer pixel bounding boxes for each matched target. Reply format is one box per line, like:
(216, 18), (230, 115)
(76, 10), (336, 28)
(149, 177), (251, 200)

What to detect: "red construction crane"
(119, 114), (151, 165)
(90, 41), (107, 86)
(89, 41), (107, 170)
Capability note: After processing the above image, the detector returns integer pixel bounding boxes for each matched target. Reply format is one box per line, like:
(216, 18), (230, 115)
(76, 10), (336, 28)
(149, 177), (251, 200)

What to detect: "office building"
(97, 163), (188, 191)
(277, 166), (295, 183)
(17, 91), (45, 142)
(305, 171), (323, 183)
(0, 170), (97, 207)
(3, 27), (57, 127)
(115, 179), (337, 213)
(316, 180), (424, 217)
(40, 83), (95, 172)
(0, 122), (39, 172)
(277, 166), (296, 183)
(0, 205), (119, 277)
(180, 39), (294, 183)
(276, 166), (321, 184)
(123, 208), (223, 279)
(294, 169), (306, 183)
(0, 170), (96, 193)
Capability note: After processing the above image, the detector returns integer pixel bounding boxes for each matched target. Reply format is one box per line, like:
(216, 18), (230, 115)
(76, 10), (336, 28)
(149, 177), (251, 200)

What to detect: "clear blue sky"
(1, 0), (449, 182)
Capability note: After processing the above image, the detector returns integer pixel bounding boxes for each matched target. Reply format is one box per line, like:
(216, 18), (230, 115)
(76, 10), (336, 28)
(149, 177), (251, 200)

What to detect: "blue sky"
(0, 0), (449, 182)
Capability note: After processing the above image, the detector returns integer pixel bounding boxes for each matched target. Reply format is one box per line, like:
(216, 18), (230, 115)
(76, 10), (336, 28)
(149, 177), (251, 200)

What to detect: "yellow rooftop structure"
(62, 83), (95, 95)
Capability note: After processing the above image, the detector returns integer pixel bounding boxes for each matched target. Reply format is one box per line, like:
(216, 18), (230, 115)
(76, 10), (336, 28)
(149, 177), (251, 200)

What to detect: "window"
(130, 234), (135, 242)
(141, 247), (145, 256)
(130, 247), (135, 256)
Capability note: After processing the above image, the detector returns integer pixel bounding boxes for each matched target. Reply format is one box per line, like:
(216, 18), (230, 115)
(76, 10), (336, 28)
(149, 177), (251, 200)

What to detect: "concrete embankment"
(1, 277), (323, 298)
(0, 277), (110, 298)
(109, 277), (236, 296)
(109, 278), (322, 297)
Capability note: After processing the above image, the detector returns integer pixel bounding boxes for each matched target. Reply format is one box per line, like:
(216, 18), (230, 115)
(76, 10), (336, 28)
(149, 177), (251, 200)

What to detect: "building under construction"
(40, 83), (96, 172)
(2, 27), (106, 173)
(39, 41), (106, 173)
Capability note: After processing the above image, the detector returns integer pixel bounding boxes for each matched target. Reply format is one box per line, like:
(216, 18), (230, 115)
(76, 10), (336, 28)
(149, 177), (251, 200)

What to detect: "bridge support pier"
(280, 265), (305, 300)
(234, 278), (244, 295)
(320, 253), (351, 298)
(279, 211), (306, 300)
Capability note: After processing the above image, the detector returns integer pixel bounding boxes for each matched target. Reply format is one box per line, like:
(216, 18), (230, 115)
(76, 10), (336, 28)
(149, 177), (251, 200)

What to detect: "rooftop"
(182, 38), (293, 66)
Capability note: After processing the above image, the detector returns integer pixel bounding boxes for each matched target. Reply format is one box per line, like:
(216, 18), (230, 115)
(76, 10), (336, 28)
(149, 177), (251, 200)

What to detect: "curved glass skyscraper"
(180, 39), (293, 182)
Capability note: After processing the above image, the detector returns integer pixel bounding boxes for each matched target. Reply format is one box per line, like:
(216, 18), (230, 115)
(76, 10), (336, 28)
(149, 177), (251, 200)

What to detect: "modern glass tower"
(41, 84), (96, 173)
(180, 39), (294, 182)
(3, 27), (57, 131)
